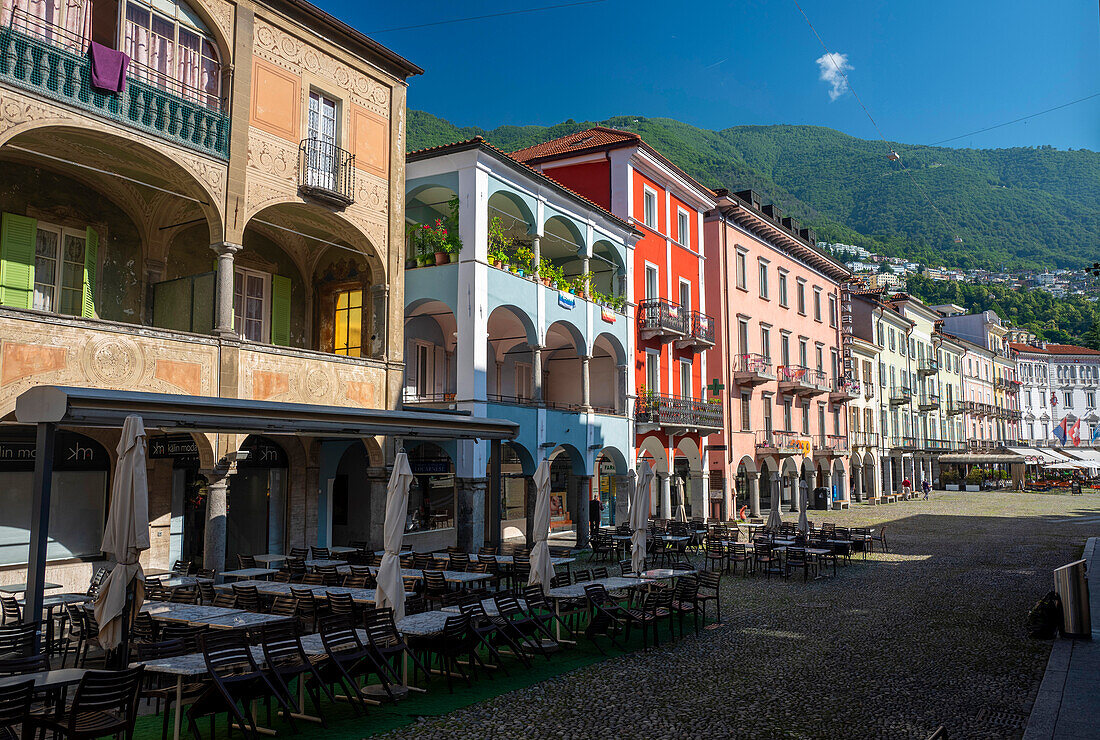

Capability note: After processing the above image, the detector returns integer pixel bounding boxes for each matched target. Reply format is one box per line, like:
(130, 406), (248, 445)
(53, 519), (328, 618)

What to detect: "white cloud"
(816, 52), (852, 101)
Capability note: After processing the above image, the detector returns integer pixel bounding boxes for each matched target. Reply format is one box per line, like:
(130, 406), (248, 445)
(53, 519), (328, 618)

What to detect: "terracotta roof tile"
(1009, 341), (1100, 356)
(509, 127), (641, 161)
(406, 136), (635, 233)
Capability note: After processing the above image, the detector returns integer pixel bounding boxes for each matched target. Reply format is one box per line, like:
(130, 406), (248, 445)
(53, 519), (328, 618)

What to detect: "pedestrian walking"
(588, 492), (604, 544)
(922, 478), (931, 499)
(902, 477), (912, 498)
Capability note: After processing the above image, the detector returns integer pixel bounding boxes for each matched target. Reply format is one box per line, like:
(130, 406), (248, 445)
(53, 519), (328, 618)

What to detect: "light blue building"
(404, 138), (640, 550)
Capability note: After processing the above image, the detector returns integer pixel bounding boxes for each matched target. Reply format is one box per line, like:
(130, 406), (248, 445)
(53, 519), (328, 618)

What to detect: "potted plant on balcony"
(636, 385), (656, 422)
(488, 216), (511, 269)
(574, 271), (594, 300)
(537, 256), (558, 287)
(513, 244), (533, 278)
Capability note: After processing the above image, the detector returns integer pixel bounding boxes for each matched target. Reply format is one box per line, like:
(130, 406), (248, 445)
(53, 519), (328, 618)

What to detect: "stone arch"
(637, 434), (668, 474)
(736, 454), (758, 475)
(244, 202), (386, 285)
(592, 331), (626, 365)
(548, 443), (587, 476)
(674, 437), (702, 473)
(594, 445), (628, 475)
(543, 319), (586, 356)
(504, 440), (537, 477)
(542, 213), (586, 253)
(487, 188), (536, 234)
(0, 123), (224, 244)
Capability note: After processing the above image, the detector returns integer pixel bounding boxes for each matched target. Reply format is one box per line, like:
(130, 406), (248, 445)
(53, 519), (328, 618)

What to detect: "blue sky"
(320, 0), (1099, 150)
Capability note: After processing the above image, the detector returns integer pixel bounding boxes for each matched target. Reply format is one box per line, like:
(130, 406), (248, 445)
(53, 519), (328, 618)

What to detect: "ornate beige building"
(0, 0), (421, 584)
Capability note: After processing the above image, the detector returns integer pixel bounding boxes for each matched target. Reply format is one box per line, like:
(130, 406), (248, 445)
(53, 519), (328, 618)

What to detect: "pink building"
(704, 190), (853, 517)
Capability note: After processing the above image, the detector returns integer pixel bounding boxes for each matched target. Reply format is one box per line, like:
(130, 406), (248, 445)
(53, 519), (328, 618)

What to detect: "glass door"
(307, 90), (338, 190)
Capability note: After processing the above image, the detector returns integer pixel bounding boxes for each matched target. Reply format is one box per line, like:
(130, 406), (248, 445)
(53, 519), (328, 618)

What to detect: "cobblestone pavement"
(383, 491), (1098, 740)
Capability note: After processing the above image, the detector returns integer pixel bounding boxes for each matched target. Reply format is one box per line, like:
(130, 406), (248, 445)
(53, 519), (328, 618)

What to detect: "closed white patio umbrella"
(797, 483), (810, 534)
(376, 451), (413, 621)
(766, 476), (782, 530)
(674, 477), (687, 523)
(94, 415), (149, 651)
(528, 459), (553, 593)
(632, 463), (654, 574)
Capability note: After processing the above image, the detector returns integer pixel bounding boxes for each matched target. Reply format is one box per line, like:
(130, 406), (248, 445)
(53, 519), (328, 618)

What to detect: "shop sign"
(410, 459), (450, 474)
(0, 432), (107, 471)
(149, 435), (199, 460)
(237, 437), (288, 468)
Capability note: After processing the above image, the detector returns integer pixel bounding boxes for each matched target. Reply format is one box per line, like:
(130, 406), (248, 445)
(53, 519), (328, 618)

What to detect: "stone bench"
(836, 501), (850, 510)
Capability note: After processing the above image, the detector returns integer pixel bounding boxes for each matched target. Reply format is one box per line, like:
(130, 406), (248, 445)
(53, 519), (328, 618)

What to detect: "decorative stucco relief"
(248, 128), (299, 183)
(201, 0), (235, 49)
(252, 19), (390, 118)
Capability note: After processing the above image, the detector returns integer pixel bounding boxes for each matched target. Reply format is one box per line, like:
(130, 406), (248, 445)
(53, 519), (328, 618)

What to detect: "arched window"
(124, 0), (221, 109)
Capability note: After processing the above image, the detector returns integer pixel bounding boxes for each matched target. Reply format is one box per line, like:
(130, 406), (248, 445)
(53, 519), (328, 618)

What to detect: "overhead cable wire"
(929, 92), (1100, 146)
(790, 0), (958, 240)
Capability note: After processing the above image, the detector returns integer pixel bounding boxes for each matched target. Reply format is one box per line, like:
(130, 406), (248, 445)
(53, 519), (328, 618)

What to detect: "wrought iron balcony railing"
(918, 393), (940, 411)
(813, 433), (849, 454)
(778, 364), (828, 395)
(687, 310), (715, 348)
(918, 359), (939, 377)
(635, 393), (721, 432)
(733, 353), (775, 385)
(889, 387), (912, 406)
(299, 138), (355, 207)
(0, 17), (230, 159)
(755, 429), (807, 454)
(851, 431), (879, 448)
(638, 298), (690, 339)
(830, 377), (860, 402)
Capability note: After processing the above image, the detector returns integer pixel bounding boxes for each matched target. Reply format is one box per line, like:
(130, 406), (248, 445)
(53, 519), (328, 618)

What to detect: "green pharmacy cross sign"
(707, 379), (724, 398)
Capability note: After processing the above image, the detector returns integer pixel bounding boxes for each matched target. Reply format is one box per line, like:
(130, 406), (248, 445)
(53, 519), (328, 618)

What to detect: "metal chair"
(259, 622), (333, 725)
(32, 667), (145, 740)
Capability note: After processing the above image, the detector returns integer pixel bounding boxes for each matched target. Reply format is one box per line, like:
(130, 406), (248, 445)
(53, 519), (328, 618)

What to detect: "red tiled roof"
(509, 126), (640, 161)
(1009, 341), (1100, 356)
(510, 126), (717, 204)
(406, 136), (635, 233)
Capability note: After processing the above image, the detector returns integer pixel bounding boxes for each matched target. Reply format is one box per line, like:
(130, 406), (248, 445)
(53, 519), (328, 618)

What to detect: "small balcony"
(635, 393), (722, 433)
(851, 431), (879, 448)
(299, 139), (356, 208)
(733, 353), (775, 386)
(402, 389), (457, 408)
(968, 440), (997, 453)
(675, 310), (716, 350)
(638, 298), (690, 340)
(995, 377), (1022, 393)
(0, 16), (230, 159)
(755, 429), (808, 456)
(924, 438), (957, 452)
(917, 359), (939, 377)
(889, 387), (912, 407)
(918, 393), (940, 412)
(892, 435), (920, 451)
(778, 365), (828, 397)
(829, 377), (860, 403)
(863, 384), (875, 400)
(813, 433), (849, 456)
(1000, 408), (1022, 422)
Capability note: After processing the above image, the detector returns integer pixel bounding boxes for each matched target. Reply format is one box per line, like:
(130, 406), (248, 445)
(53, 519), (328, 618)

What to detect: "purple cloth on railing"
(88, 41), (129, 93)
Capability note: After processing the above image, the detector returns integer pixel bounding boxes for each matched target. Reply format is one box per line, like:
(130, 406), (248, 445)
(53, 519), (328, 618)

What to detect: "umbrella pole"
(25, 422), (57, 653)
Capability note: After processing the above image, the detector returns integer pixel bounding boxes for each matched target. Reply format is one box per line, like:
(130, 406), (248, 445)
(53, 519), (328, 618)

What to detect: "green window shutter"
(0, 213), (37, 309)
(270, 274), (291, 346)
(82, 227), (98, 318)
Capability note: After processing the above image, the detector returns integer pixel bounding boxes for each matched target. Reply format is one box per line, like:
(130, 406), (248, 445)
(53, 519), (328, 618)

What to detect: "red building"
(514, 128), (720, 520)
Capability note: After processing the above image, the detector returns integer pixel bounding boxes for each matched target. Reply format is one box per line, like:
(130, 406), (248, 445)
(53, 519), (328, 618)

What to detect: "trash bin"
(813, 487), (828, 510)
(1053, 559), (1090, 637)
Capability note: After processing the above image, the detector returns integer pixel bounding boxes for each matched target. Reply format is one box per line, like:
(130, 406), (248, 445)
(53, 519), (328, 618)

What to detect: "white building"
(1011, 339), (1100, 446)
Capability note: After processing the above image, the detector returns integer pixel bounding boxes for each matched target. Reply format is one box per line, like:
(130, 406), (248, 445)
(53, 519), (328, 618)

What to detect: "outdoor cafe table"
(221, 568), (279, 581)
(158, 576), (214, 590)
(215, 580), (399, 605)
(252, 554), (287, 566)
(0, 581), (61, 594)
(328, 546), (357, 555)
(440, 597), (527, 617)
(200, 611), (294, 630)
(634, 568), (696, 580)
(547, 576), (654, 642)
(362, 566), (493, 587)
(18, 592), (88, 646)
(303, 559), (347, 569)
(429, 552), (575, 567)
(738, 522), (766, 538)
(0, 667), (86, 701)
(140, 602), (244, 624)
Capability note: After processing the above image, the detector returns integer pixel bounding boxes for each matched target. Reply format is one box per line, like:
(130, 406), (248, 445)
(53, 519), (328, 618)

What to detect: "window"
(735, 250), (747, 290)
(763, 396), (773, 431)
(415, 343), (434, 398)
(780, 333), (790, 367)
(777, 270), (788, 307)
(642, 187), (657, 229)
(32, 223), (86, 315)
(1063, 392), (1072, 408)
(124, 0), (222, 108)
(798, 339), (808, 368)
(738, 319), (749, 356)
(877, 322), (884, 347)
(515, 362), (532, 401)
(801, 402), (810, 434)
(645, 350), (661, 394)
(783, 399), (792, 431)
(813, 286), (822, 321)
(233, 267), (270, 343)
(333, 289), (362, 356)
(796, 279), (806, 314)
(644, 264), (659, 300)
(829, 294), (837, 327)
(758, 260), (769, 299)
(815, 345), (823, 373)
(676, 209), (690, 246)
(678, 280), (691, 311)
(740, 391), (751, 431)
(760, 327), (771, 362)
(889, 329), (896, 352)
(1088, 392), (1096, 408)
(679, 360), (692, 398)
(306, 90), (340, 190)
(818, 405), (826, 435)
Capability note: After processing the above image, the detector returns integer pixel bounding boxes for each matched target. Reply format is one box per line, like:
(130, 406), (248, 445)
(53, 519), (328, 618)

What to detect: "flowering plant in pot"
(488, 216), (511, 269)
(537, 256), (558, 286)
(574, 271), (594, 299)
(513, 244), (533, 277)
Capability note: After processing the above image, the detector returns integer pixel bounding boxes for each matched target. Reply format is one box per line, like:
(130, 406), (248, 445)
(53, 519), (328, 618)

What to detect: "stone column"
(616, 363), (628, 414)
(369, 285), (389, 359)
(456, 477), (487, 553)
(748, 472), (761, 517)
(788, 474), (800, 512)
(698, 471), (709, 522)
(524, 476), (537, 546)
(531, 345), (543, 402)
(575, 475), (592, 547)
(823, 471), (834, 509)
(211, 242), (241, 338)
(580, 355), (591, 410)
(203, 474), (228, 572)
(531, 235), (541, 272)
(853, 467), (862, 502)
(883, 459), (894, 497)
(657, 473), (671, 519)
(612, 474), (630, 525)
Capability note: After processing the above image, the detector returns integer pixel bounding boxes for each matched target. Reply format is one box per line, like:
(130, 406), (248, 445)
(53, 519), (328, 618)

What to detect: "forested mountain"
(407, 110), (1100, 271)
